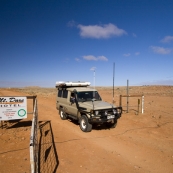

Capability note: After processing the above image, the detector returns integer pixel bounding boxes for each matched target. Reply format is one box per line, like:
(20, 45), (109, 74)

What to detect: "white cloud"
(123, 53), (131, 57)
(83, 55), (97, 61)
(150, 46), (172, 54)
(132, 33), (137, 37)
(77, 23), (127, 39)
(135, 52), (140, 56)
(97, 56), (108, 61)
(83, 55), (108, 61)
(67, 20), (76, 27)
(90, 67), (96, 71)
(160, 36), (173, 43)
(75, 58), (80, 62)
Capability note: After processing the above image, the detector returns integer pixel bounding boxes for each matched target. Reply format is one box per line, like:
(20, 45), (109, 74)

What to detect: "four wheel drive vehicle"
(56, 81), (122, 132)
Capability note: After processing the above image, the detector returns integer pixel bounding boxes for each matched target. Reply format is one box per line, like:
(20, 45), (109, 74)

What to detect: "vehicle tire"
(59, 107), (67, 120)
(79, 115), (92, 132)
(106, 119), (117, 128)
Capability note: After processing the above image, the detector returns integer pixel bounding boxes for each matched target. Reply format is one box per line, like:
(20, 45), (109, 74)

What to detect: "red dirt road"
(0, 86), (173, 173)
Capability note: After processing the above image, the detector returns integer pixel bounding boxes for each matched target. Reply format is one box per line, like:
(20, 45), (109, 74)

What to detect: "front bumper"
(88, 106), (122, 124)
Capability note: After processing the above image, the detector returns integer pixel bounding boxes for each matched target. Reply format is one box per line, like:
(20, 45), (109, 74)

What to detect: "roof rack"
(55, 81), (90, 88)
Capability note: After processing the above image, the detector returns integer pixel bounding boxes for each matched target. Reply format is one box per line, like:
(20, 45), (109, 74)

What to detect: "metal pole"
(93, 70), (95, 98)
(127, 79), (129, 113)
(113, 63), (115, 104)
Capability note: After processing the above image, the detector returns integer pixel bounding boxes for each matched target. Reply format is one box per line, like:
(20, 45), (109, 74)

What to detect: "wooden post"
(138, 99), (140, 115)
(1, 121), (3, 129)
(119, 95), (122, 107)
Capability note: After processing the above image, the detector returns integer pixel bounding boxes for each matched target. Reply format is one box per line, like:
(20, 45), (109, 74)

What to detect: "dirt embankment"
(0, 86), (173, 173)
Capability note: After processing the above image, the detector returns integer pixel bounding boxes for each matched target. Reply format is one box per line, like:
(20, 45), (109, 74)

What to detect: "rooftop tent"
(55, 81), (91, 88)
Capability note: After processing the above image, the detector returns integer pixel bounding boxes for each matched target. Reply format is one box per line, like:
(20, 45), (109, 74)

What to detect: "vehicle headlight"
(113, 109), (117, 114)
(95, 110), (99, 115)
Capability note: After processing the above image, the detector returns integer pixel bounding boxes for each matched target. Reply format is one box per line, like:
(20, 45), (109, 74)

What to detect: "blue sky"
(0, 0), (173, 87)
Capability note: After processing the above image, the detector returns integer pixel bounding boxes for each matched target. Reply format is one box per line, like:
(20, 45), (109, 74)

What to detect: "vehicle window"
(62, 90), (68, 98)
(95, 91), (101, 100)
(77, 91), (101, 102)
(58, 89), (68, 98)
(58, 90), (62, 97)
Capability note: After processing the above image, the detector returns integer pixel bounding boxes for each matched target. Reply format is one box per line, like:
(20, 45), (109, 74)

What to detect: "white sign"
(0, 97), (27, 121)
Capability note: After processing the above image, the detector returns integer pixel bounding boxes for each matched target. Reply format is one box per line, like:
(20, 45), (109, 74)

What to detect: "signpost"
(0, 96), (27, 121)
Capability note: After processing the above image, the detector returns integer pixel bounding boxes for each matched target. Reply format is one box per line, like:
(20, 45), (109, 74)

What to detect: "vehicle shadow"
(92, 123), (117, 131)
(38, 121), (59, 173)
(67, 118), (118, 131)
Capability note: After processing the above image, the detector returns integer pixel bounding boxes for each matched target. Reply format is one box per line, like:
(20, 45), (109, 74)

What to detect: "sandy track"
(0, 87), (173, 173)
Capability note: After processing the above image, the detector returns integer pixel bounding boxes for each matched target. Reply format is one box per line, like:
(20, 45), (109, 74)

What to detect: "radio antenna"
(92, 69), (96, 110)
(113, 62), (115, 104)
(93, 70), (95, 98)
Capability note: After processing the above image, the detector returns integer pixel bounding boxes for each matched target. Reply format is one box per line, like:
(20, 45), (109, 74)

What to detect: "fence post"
(1, 121), (3, 129)
(141, 95), (144, 114)
(29, 96), (38, 173)
(127, 80), (129, 113)
(119, 95), (122, 107)
(137, 99), (140, 115)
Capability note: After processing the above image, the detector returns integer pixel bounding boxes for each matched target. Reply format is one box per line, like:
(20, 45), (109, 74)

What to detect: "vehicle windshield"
(77, 91), (102, 102)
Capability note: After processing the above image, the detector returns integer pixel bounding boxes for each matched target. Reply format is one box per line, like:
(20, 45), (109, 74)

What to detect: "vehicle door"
(65, 91), (78, 116)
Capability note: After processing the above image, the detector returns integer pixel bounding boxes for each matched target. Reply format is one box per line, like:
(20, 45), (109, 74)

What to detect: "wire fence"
(119, 94), (144, 114)
(29, 97), (59, 173)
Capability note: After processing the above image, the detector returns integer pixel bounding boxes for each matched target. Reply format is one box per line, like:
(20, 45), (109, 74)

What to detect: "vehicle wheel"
(106, 119), (117, 128)
(79, 115), (92, 132)
(59, 108), (67, 120)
